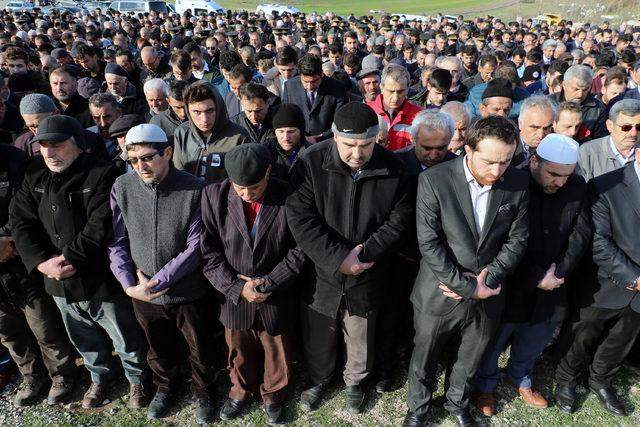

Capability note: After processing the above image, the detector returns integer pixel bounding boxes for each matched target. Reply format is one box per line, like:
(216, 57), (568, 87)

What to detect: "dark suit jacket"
(411, 155), (530, 319)
(282, 75), (348, 139)
(590, 162), (640, 313)
(200, 178), (306, 335)
(396, 147), (457, 176)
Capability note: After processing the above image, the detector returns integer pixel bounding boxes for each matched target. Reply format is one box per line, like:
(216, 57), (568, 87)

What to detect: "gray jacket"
(150, 108), (185, 141)
(576, 136), (629, 182)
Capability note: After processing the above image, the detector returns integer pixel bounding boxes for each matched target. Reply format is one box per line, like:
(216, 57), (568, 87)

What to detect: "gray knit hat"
(19, 94), (56, 115)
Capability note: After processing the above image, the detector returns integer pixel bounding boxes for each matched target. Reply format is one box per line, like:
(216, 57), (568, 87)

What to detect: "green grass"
(4, 346), (640, 426)
(215, 0), (498, 17)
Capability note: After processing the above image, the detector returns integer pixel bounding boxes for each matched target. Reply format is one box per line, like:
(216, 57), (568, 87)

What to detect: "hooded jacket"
(173, 82), (249, 183)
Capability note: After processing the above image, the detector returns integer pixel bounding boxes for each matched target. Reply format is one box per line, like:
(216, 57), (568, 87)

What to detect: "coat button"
(543, 229), (549, 235)
(55, 234), (61, 240)
(51, 204), (57, 211)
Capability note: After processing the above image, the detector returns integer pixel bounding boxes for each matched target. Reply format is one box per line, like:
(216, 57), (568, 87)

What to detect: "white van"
(109, 1), (173, 14)
(256, 3), (300, 15)
(174, 0), (224, 16)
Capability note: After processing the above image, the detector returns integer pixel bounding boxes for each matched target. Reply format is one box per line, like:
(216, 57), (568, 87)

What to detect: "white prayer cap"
(536, 133), (579, 165)
(125, 124), (168, 146)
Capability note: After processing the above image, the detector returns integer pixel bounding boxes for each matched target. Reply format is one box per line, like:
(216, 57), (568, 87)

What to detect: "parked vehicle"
(108, 1), (172, 14)
(256, 3), (300, 15)
(174, 0), (224, 15)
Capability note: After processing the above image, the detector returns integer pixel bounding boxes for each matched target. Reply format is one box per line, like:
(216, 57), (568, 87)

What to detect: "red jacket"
(367, 94), (424, 151)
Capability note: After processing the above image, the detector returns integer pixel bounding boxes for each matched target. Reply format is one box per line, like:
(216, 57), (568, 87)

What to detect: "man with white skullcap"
(108, 124), (217, 423)
(473, 134), (591, 417)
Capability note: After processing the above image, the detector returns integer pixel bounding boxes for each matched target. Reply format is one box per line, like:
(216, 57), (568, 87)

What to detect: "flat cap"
(32, 115), (85, 148)
(225, 143), (272, 186)
(109, 115), (145, 138)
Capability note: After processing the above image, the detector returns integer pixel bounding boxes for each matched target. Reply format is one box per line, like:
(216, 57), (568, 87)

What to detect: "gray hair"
(143, 78), (168, 97)
(441, 101), (471, 125)
(88, 92), (119, 111)
(609, 98), (640, 123)
(410, 109), (455, 142)
(436, 55), (463, 70)
(542, 39), (558, 50)
(381, 63), (411, 86)
(519, 95), (558, 124)
(563, 64), (593, 87)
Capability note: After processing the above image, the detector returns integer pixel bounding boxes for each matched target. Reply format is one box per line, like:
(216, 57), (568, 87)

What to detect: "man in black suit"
(404, 116), (530, 427)
(375, 109), (457, 392)
(554, 154), (640, 417)
(282, 54), (348, 142)
(200, 144), (306, 425)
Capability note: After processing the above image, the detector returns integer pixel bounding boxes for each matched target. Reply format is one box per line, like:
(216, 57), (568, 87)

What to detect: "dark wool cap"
(32, 115), (86, 148)
(522, 65), (542, 82)
(271, 104), (306, 135)
(331, 102), (379, 140)
(225, 143), (272, 186)
(109, 114), (145, 138)
(105, 63), (129, 79)
(51, 47), (70, 59)
(481, 78), (515, 100)
(77, 77), (100, 99)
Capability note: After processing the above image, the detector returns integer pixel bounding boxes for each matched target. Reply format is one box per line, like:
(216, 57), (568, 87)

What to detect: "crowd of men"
(0, 5), (639, 426)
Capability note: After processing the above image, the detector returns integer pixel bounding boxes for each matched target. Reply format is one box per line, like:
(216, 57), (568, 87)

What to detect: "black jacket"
(550, 92), (608, 139)
(411, 155), (530, 319)
(286, 140), (413, 317)
(0, 145), (43, 308)
(282, 75), (348, 140)
(502, 168), (590, 323)
(9, 154), (120, 303)
(230, 111), (276, 145)
(588, 163), (640, 313)
(55, 93), (93, 128)
(265, 138), (309, 181)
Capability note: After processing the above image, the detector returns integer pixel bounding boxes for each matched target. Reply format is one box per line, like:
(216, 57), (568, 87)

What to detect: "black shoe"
(195, 397), (215, 424)
(451, 409), (477, 427)
(264, 402), (284, 425)
(219, 398), (245, 421)
(403, 410), (428, 427)
(300, 383), (326, 411)
(554, 384), (576, 413)
(147, 391), (171, 419)
(590, 386), (626, 416)
(375, 377), (393, 394)
(345, 384), (365, 414)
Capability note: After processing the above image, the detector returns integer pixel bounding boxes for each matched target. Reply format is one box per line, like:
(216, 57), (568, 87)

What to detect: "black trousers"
(132, 297), (217, 398)
(555, 305), (640, 389)
(375, 255), (419, 377)
(407, 301), (498, 416)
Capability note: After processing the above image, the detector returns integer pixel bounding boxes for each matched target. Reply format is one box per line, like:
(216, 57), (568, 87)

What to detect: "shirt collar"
(635, 161), (640, 185)
(608, 136), (635, 165)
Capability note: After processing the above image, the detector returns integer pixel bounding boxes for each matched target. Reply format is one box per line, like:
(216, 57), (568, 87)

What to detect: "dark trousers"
(301, 304), (376, 386)
(224, 313), (290, 404)
(0, 294), (75, 380)
(476, 321), (558, 392)
(375, 255), (419, 377)
(408, 301), (498, 416)
(555, 305), (640, 389)
(132, 297), (216, 398)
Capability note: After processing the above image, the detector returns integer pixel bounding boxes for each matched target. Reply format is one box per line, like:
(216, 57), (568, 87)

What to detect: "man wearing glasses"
(108, 124), (217, 423)
(576, 99), (640, 181)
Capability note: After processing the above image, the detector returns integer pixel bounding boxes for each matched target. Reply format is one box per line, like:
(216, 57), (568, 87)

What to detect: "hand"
(339, 245), (375, 276)
(238, 274), (271, 303)
(625, 276), (640, 292)
(0, 236), (17, 262)
(124, 270), (169, 302)
(438, 283), (462, 300)
(37, 255), (76, 280)
(470, 268), (501, 300)
(537, 263), (565, 291)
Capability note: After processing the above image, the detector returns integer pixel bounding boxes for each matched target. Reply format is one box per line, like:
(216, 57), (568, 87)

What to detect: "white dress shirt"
(463, 156), (493, 235)
(635, 161), (640, 185)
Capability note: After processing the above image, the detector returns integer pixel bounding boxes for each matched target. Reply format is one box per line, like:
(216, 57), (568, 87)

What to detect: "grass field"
(3, 342), (640, 427)
(215, 0), (500, 18)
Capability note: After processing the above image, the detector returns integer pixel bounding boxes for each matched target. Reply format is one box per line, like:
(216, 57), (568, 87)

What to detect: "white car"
(174, 0), (223, 16)
(5, 2), (32, 12)
(256, 3), (300, 15)
(108, 0), (172, 14)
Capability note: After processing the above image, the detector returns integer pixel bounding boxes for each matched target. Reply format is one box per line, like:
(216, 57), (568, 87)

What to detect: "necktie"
(307, 91), (315, 110)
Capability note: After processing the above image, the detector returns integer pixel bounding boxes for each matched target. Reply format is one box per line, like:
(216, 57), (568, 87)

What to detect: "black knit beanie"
(332, 102), (379, 140)
(272, 103), (306, 135)
(481, 78), (515, 100)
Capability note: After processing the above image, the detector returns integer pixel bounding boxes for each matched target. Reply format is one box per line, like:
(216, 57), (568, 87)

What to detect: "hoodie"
(173, 82), (249, 183)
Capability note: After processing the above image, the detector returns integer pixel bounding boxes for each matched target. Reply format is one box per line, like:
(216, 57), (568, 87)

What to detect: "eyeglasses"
(126, 150), (164, 165)
(618, 123), (640, 132)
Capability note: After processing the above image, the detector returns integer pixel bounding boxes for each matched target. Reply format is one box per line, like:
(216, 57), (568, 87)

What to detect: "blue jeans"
(475, 321), (558, 393)
(0, 344), (11, 373)
(53, 293), (147, 385)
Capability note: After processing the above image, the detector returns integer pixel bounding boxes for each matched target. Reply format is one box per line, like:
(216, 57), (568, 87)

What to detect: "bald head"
(140, 47), (159, 72)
